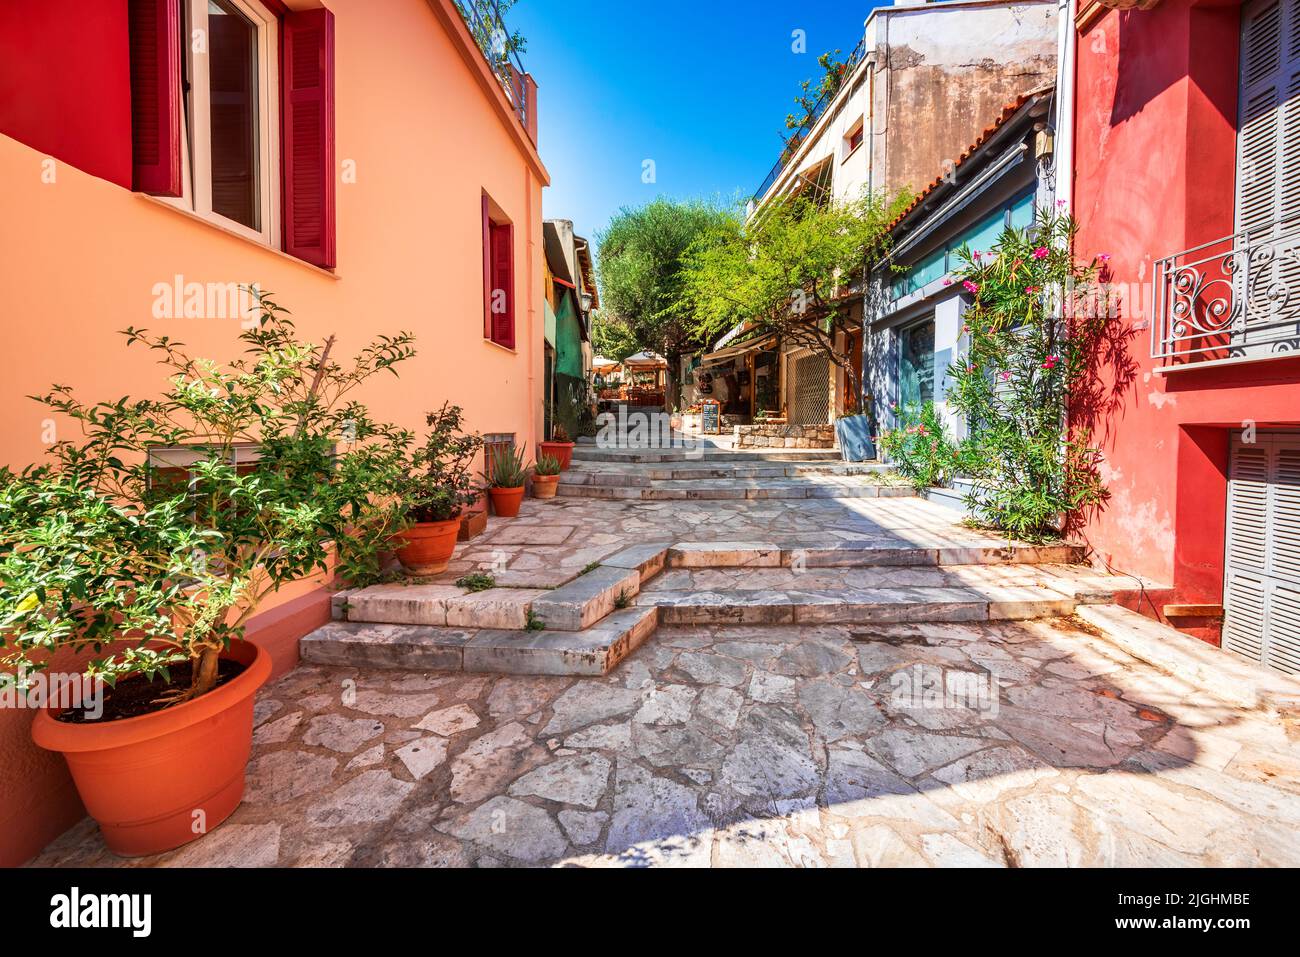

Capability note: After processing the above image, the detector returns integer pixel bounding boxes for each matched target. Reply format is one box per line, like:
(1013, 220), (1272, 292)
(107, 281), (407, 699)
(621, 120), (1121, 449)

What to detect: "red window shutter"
(282, 8), (336, 268)
(128, 0), (182, 196)
(491, 222), (515, 349)
(483, 195), (494, 340)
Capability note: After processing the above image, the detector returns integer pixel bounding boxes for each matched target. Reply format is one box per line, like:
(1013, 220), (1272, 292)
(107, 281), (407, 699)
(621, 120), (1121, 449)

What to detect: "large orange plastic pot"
(539, 441), (575, 471)
(31, 639), (271, 857)
(488, 485), (525, 517)
(393, 518), (461, 576)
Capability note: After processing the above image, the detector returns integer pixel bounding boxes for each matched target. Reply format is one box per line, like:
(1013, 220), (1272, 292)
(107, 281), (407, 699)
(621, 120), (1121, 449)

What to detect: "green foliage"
(483, 443), (531, 489)
(454, 0), (526, 64)
(614, 589), (632, 611)
(785, 50), (852, 134)
(684, 190), (909, 399)
(876, 403), (961, 492)
(394, 405), (483, 525)
(534, 453), (563, 477)
(943, 210), (1110, 542)
(589, 310), (639, 363)
(456, 573), (496, 594)
(597, 198), (738, 402)
(525, 611), (546, 632)
(0, 292), (417, 700)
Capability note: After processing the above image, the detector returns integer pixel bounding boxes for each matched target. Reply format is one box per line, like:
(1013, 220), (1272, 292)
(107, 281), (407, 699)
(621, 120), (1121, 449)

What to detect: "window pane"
(208, 0), (259, 230)
(898, 320), (935, 422)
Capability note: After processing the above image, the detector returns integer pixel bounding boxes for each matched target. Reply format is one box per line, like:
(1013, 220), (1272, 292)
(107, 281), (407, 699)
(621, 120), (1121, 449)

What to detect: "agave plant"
(483, 443), (531, 489)
(533, 453), (563, 477)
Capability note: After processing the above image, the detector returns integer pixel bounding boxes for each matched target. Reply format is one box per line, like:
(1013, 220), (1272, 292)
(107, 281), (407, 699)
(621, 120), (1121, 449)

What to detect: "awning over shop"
(699, 334), (777, 369)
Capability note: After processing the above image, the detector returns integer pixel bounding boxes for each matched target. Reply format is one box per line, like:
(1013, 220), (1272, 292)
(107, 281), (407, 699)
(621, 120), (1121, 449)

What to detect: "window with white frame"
(174, 0), (280, 245)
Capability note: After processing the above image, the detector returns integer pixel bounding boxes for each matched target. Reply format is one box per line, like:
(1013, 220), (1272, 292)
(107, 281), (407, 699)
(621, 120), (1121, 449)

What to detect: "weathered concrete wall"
(869, 1), (1058, 199)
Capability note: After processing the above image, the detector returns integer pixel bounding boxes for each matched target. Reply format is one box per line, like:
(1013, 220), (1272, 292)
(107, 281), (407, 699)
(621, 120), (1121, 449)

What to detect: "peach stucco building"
(0, 0), (548, 864)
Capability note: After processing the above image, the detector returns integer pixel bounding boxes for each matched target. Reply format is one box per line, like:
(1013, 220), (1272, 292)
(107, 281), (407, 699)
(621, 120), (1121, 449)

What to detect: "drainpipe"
(526, 166), (539, 448)
(1054, 0), (1077, 215)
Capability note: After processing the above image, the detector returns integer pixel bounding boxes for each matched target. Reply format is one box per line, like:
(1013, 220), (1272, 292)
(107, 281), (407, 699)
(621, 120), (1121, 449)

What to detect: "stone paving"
(34, 616), (1300, 868)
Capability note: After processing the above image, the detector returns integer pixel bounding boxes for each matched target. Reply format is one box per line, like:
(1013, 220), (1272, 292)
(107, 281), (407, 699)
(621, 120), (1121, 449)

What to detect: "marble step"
(301, 606), (660, 677)
(637, 562), (1137, 627)
(664, 541), (1085, 568)
(571, 447), (843, 464)
(338, 545), (652, 633)
(639, 585), (1079, 627)
(557, 477), (913, 501)
(560, 462), (893, 485)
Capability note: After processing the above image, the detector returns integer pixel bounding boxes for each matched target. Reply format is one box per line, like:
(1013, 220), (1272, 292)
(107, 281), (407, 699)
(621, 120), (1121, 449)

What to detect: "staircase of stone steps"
(300, 539), (1145, 679)
(562, 450), (902, 501)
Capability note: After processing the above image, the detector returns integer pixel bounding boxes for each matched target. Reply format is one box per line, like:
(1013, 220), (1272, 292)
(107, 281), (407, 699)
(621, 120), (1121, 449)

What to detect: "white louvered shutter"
(1224, 432), (1300, 673)
(1237, 0), (1300, 346)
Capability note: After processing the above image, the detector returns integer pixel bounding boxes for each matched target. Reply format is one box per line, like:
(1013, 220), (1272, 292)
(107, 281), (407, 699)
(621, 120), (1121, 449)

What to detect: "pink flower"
(1042, 355), (1060, 370)
(999, 371), (1012, 381)
(1098, 253), (1111, 262)
(1032, 247), (1050, 260)
(972, 251), (982, 260)
(942, 278), (953, 286)
(1025, 285), (1041, 295)
(1056, 199), (1068, 208)
(967, 365), (976, 373)
(962, 280), (980, 294)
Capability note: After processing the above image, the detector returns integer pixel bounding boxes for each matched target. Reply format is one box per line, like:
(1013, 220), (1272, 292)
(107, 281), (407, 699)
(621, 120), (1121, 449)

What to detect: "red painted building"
(1072, 0), (1300, 672)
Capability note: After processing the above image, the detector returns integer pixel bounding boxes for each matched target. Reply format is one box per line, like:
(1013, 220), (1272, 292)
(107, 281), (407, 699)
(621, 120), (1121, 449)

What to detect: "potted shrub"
(483, 444), (530, 517)
(0, 292), (415, 856)
(539, 423), (575, 471)
(389, 405), (482, 576)
(532, 453), (563, 499)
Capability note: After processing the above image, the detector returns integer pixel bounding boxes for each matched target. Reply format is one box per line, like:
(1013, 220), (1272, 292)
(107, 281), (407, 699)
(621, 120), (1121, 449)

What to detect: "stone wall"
(734, 424), (836, 449)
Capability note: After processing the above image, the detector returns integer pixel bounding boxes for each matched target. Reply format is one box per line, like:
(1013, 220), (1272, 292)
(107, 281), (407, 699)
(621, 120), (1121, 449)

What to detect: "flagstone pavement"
(34, 614), (1300, 868)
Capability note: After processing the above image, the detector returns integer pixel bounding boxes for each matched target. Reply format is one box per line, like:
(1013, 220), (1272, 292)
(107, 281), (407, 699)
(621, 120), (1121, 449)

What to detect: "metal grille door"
(788, 349), (831, 425)
(1223, 431), (1300, 674)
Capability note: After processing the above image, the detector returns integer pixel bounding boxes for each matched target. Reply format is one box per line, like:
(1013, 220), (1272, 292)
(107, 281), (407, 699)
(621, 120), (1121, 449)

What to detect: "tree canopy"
(596, 198), (738, 403)
(683, 189), (909, 400)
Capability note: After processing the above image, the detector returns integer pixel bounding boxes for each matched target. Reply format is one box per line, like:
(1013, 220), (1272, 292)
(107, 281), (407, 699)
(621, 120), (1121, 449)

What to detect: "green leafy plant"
(534, 453), (562, 477)
(685, 189), (911, 405)
(0, 292), (416, 706)
(392, 404), (483, 524)
(944, 209), (1110, 541)
(525, 611), (546, 632)
(877, 403), (960, 491)
(614, 589), (632, 610)
(550, 423), (571, 444)
(456, 573), (496, 593)
(483, 443), (531, 489)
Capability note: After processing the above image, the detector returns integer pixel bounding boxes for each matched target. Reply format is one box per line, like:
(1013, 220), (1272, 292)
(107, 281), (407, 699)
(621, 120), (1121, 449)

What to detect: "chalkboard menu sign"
(700, 400), (721, 435)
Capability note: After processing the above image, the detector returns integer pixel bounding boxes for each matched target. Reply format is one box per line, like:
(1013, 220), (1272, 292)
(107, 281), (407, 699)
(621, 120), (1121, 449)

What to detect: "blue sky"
(510, 0), (886, 244)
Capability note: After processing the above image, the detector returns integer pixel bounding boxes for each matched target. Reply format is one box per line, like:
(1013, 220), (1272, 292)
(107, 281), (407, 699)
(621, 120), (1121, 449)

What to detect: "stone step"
(301, 606), (660, 677)
(557, 477), (913, 501)
(340, 545), (651, 633)
(571, 447), (843, 464)
(664, 541), (1085, 569)
(560, 462), (893, 484)
(637, 563), (1135, 627)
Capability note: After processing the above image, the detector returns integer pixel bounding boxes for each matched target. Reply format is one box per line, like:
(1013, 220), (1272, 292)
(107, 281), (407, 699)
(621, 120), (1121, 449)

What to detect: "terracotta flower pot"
(532, 474), (560, 499)
(539, 441), (575, 471)
(488, 485), (526, 517)
(392, 518), (461, 576)
(31, 639), (271, 858)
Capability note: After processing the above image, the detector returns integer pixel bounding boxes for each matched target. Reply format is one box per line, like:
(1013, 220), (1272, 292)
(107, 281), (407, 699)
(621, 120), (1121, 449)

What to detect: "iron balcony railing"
(751, 38), (866, 207)
(1152, 214), (1300, 364)
(453, 0), (533, 135)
